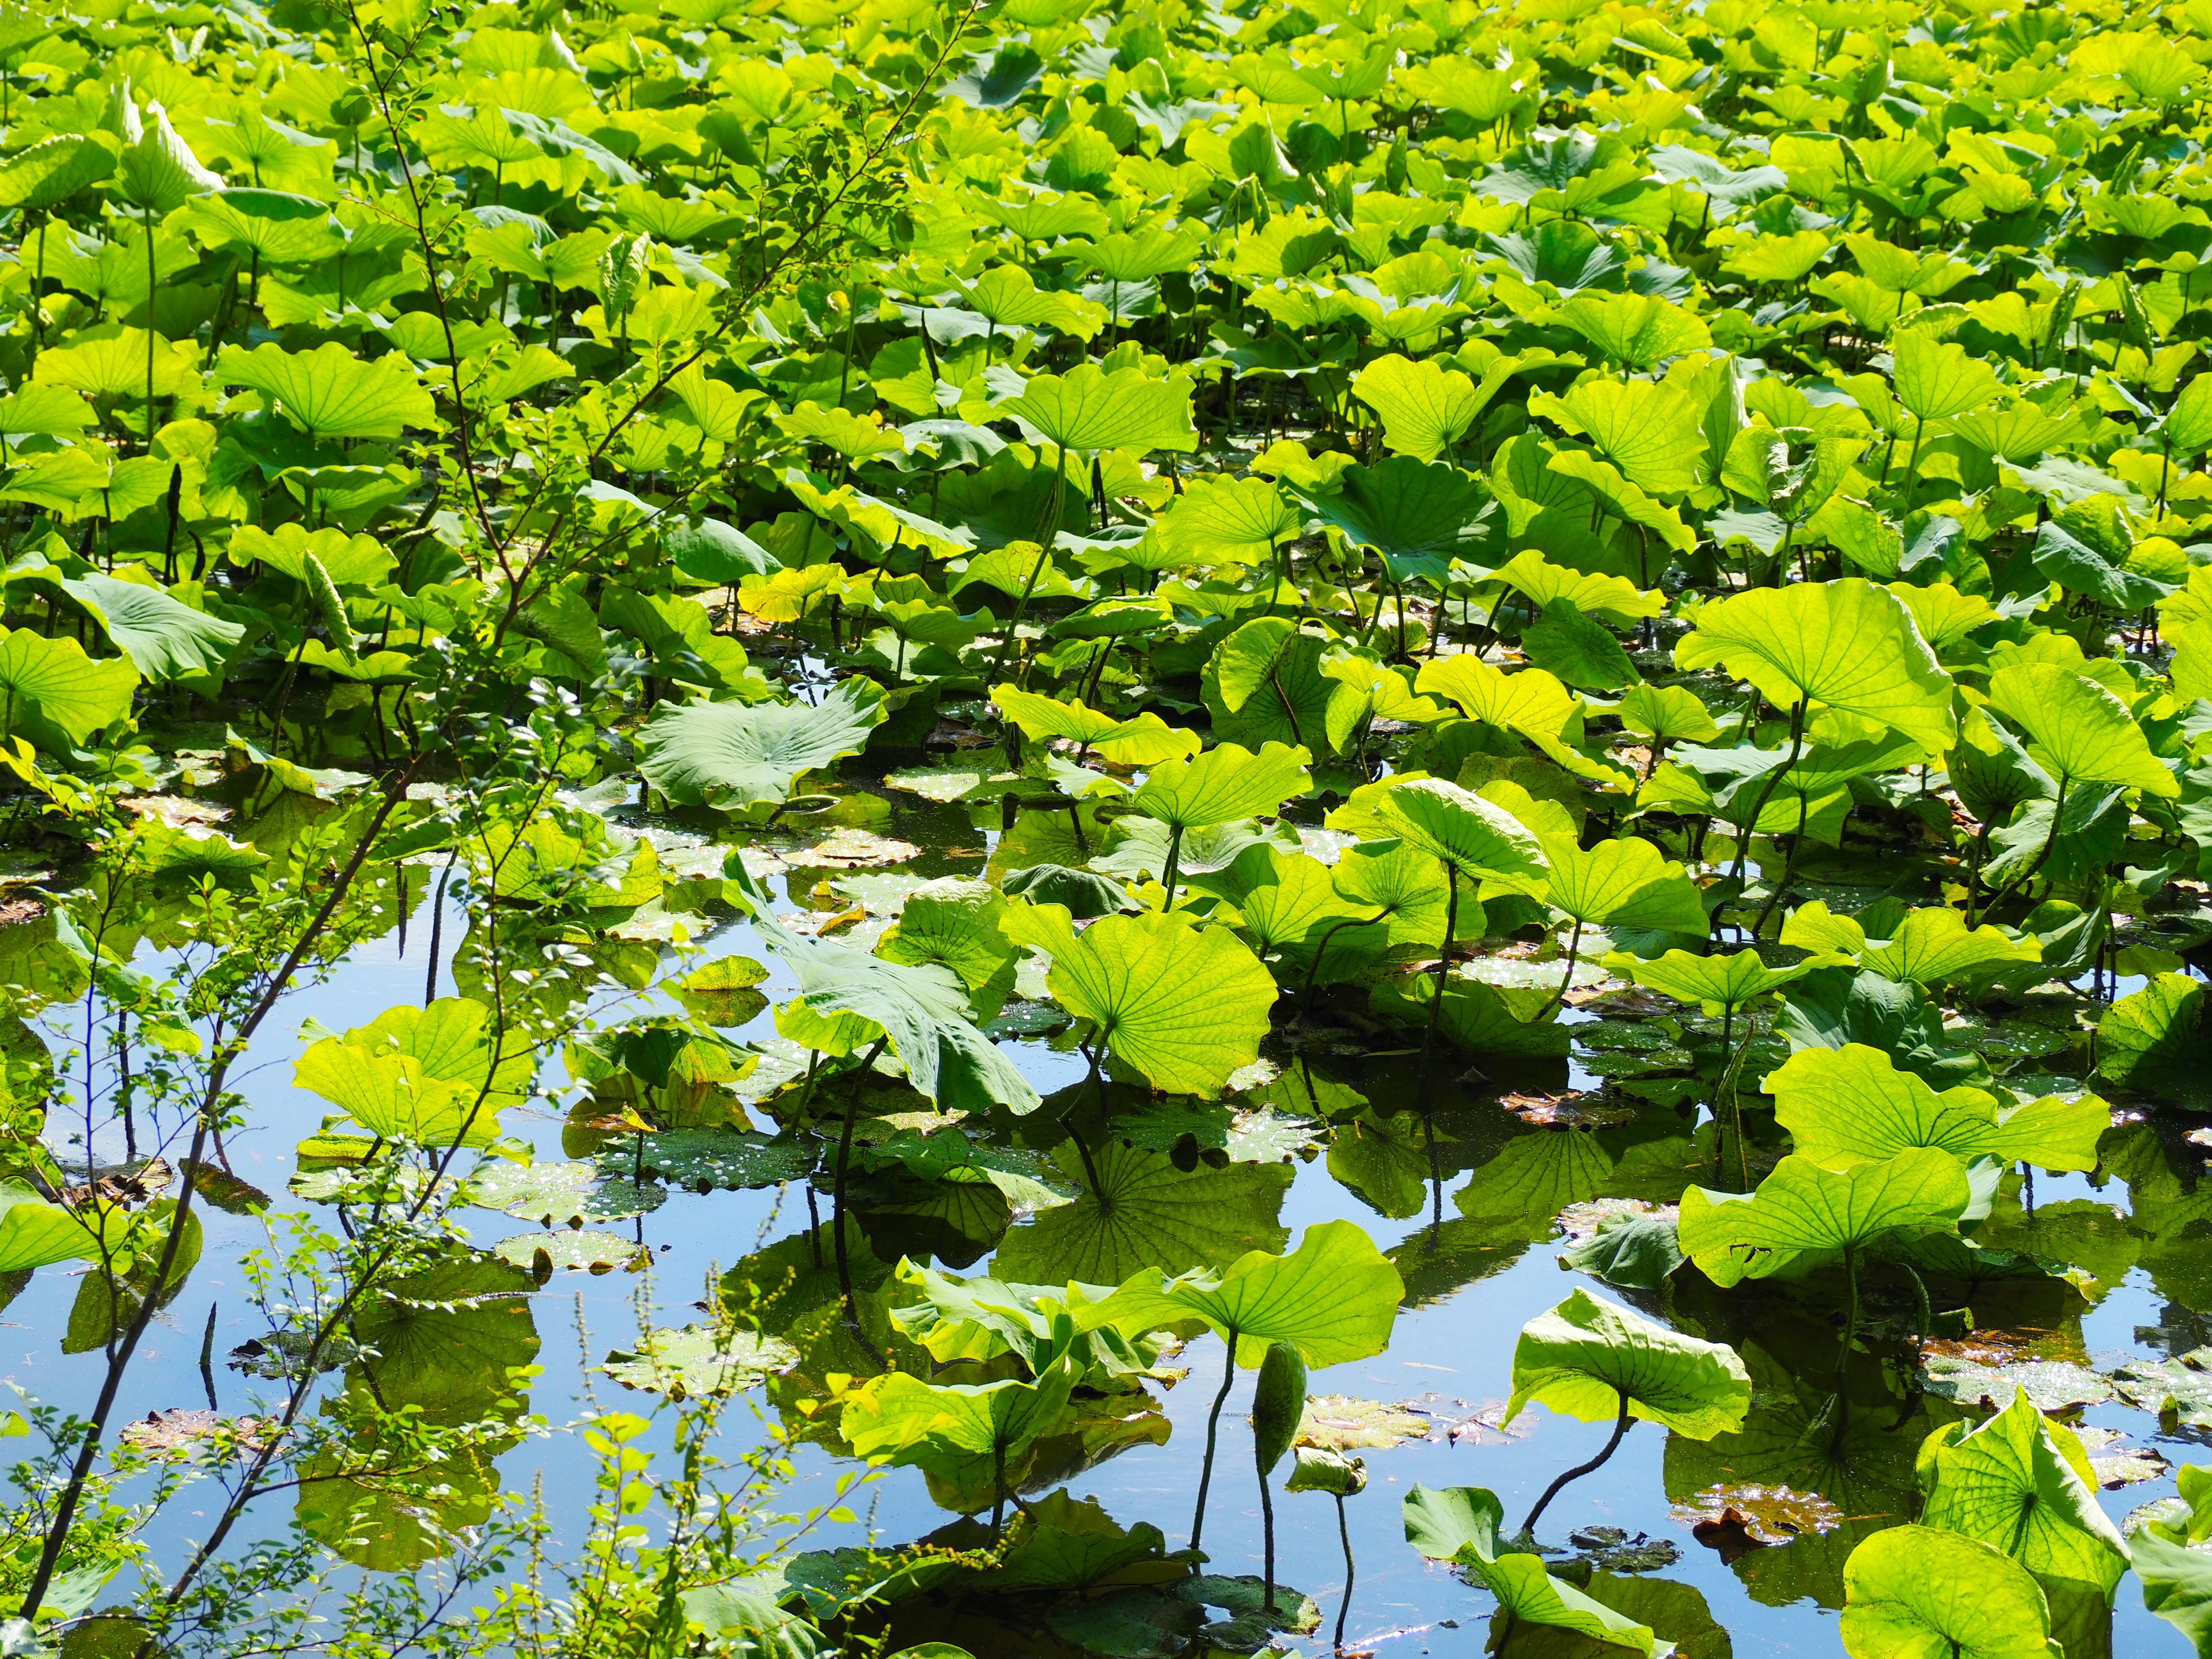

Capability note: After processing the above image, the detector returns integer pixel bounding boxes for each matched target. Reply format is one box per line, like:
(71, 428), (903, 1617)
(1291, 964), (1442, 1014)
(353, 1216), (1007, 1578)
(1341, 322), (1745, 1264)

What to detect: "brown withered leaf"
(60, 1158), (174, 1210)
(120, 1408), (277, 1457)
(1501, 1090), (1634, 1128)
(1296, 1395), (1432, 1452)
(1673, 1484), (1844, 1563)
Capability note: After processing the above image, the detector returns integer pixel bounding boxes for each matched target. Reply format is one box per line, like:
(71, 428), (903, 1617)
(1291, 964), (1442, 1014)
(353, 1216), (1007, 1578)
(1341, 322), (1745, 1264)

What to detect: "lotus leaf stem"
(1188, 1324), (1238, 1554)
(1520, 1386), (1633, 1537)
(833, 1038), (889, 1325)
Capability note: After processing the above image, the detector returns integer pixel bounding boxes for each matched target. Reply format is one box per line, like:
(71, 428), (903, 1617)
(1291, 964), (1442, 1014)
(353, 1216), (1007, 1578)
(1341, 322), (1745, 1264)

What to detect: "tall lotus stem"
(1519, 1387), (1633, 1537)
(1188, 1324), (1239, 1553)
(834, 1038), (889, 1324)
(1419, 861), (1460, 1075)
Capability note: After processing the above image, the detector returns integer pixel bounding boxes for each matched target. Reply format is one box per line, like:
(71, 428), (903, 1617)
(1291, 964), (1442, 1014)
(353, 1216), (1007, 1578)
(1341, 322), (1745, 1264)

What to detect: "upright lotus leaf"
(997, 363), (1198, 454)
(1152, 474), (1302, 565)
(1523, 599), (1639, 691)
(1005, 907), (1277, 1095)
(1503, 1288), (1751, 1440)
(1099, 1219), (1403, 1369)
(114, 94), (225, 214)
(1839, 1525), (2054, 1659)
(294, 998), (530, 1148)
(1402, 1485), (1665, 1657)
(1331, 838), (1451, 950)
(1528, 378), (1706, 496)
(990, 684), (1199, 766)
(740, 885), (1040, 1116)
(638, 678), (888, 808)
(1541, 836), (1710, 934)
(1617, 948), (1812, 1016)
(1369, 778), (1547, 883)
(55, 573), (245, 681)
(1986, 662), (2178, 796)
(1673, 579), (1955, 756)
(1675, 1147), (1973, 1285)
(1915, 1389), (2130, 1596)
(2136, 1531), (2212, 1654)
(0, 135), (114, 211)
(877, 881), (1022, 1021)
(1857, 908), (2041, 987)
(1129, 741), (1310, 828)
(0, 629), (139, 751)
(1351, 354), (1484, 461)
(217, 342), (436, 442)
(1767, 1045), (2104, 1173)
(840, 1354), (1082, 1512)
(1556, 292), (1711, 370)
(1891, 329), (2003, 423)
(2097, 972), (2212, 1108)
(0, 1183), (103, 1272)
(1415, 654), (1577, 740)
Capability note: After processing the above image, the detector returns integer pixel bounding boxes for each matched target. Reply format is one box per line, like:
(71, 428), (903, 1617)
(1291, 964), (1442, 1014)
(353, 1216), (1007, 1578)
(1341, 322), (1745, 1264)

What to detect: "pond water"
(18, 772), (2204, 1658)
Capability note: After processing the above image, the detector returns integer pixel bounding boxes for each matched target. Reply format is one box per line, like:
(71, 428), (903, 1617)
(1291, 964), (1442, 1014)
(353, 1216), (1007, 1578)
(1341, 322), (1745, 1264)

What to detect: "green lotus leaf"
(294, 998), (530, 1149)
(28, 326), (196, 409)
(1540, 835), (1709, 934)
(740, 887), (1041, 1116)
(1151, 473), (1303, 563)
(0, 626), (138, 753)
(1891, 329), (2003, 422)
(877, 880), (1022, 1019)
(601, 1324), (798, 1400)
(1839, 1524), (2054, 1659)
(2031, 518), (2173, 612)
(1416, 653), (1578, 740)
(1675, 1147), (1973, 1286)
(839, 1354), (1080, 1503)
(2135, 1531), (2212, 1656)
(996, 363), (1198, 455)
(52, 571), (244, 682)
(1351, 353), (1487, 462)
(1556, 292), (1711, 370)
(1617, 948), (1812, 1015)
(1503, 1287), (1750, 1440)
(1128, 740), (1310, 830)
(991, 683), (1200, 766)
(1560, 1210), (1687, 1291)
(1099, 1218), (1403, 1369)
(1402, 1484), (1666, 1656)
(1986, 661), (2178, 796)
(1009, 907), (1277, 1095)
(0, 135), (114, 211)
(1331, 838), (1451, 949)
(1298, 455), (1494, 563)
(1856, 907), (2042, 987)
(990, 1141), (1291, 1286)
(1368, 777), (1547, 882)
(1673, 578), (1955, 756)
(0, 1182), (103, 1273)
(1529, 377), (1706, 495)
(1777, 966), (1988, 1091)
(179, 188), (347, 265)
(217, 342), (435, 442)
(1523, 597), (1641, 691)
(114, 98), (224, 214)
(1767, 1044), (2105, 1173)
(638, 677), (888, 808)
(1914, 1388), (2131, 1596)
(2097, 971), (2212, 1108)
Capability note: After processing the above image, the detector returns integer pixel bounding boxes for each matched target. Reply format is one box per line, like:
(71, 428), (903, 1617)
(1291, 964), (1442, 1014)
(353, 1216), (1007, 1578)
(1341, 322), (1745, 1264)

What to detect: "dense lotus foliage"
(16, 0), (2212, 1653)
